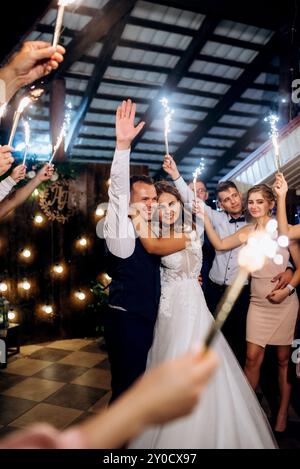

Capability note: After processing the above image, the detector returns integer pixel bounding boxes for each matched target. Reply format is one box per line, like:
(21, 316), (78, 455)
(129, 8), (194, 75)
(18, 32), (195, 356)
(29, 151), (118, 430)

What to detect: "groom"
(103, 100), (161, 402)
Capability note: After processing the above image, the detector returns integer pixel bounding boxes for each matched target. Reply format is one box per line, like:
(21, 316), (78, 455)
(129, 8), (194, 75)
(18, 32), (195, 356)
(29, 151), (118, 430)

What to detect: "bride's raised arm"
(130, 210), (189, 256)
(195, 202), (252, 251)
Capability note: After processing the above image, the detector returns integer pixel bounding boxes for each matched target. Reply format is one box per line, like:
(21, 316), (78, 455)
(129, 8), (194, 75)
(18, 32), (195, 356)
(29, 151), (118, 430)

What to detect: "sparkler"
(204, 220), (285, 350)
(49, 103), (72, 164)
(8, 97), (31, 147)
(22, 121), (30, 166)
(0, 103), (7, 120)
(265, 114), (281, 173)
(49, 121), (66, 165)
(53, 0), (76, 48)
(192, 158), (205, 201)
(160, 98), (174, 156)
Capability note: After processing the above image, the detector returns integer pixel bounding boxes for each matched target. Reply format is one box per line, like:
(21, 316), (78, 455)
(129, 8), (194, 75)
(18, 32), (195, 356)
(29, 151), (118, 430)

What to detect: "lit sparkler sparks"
(8, 96), (32, 147)
(49, 103), (72, 164)
(192, 158), (205, 201)
(160, 98), (174, 156)
(264, 114), (281, 173)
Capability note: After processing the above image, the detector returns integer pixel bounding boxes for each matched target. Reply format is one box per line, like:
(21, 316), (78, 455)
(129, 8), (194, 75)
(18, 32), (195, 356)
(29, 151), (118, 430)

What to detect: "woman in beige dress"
(201, 183), (300, 434)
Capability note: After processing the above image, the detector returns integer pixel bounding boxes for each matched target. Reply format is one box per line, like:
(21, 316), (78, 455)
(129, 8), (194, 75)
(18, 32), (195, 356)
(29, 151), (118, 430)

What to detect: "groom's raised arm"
(104, 100), (145, 259)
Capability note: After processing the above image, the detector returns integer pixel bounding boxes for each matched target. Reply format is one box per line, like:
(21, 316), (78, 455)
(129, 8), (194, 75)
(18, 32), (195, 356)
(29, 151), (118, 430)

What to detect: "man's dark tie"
(229, 216), (245, 224)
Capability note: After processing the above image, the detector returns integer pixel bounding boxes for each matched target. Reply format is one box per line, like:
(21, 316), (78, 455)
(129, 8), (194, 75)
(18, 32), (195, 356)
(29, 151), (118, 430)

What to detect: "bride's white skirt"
(130, 279), (277, 449)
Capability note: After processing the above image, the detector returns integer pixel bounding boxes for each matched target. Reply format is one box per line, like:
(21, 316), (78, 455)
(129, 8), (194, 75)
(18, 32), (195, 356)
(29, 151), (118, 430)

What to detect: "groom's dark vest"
(106, 238), (161, 321)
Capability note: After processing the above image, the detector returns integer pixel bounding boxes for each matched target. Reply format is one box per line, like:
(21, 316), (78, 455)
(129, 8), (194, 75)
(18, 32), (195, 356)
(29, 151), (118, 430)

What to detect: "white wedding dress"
(130, 235), (277, 449)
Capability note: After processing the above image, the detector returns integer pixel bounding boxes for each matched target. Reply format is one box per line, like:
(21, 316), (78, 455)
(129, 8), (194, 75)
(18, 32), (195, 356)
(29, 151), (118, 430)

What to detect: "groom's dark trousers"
(104, 239), (161, 403)
(103, 309), (156, 402)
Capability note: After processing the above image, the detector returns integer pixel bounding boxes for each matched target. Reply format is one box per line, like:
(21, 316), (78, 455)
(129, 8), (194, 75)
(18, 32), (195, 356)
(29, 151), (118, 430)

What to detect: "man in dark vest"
(103, 99), (161, 402)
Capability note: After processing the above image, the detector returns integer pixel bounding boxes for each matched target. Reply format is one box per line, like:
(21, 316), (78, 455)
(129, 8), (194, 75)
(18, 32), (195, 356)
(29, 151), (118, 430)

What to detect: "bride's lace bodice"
(161, 234), (203, 286)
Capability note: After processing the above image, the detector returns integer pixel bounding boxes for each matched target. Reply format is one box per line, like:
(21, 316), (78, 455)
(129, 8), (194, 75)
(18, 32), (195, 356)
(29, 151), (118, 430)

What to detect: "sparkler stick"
(8, 97), (31, 147)
(22, 121), (30, 166)
(53, 0), (76, 48)
(49, 122), (66, 164)
(265, 114), (281, 173)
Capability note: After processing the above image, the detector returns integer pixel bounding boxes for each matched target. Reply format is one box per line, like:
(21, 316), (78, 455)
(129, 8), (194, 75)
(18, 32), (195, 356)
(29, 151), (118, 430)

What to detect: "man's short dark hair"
(216, 181), (238, 200)
(130, 175), (155, 192)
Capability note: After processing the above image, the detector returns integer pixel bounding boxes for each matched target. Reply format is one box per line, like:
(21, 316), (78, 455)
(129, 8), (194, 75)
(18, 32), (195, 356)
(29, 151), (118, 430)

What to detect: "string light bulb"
(21, 248), (32, 259)
(0, 282), (8, 293)
(75, 290), (86, 301)
(53, 264), (64, 275)
(34, 214), (45, 225)
(21, 280), (31, 291)
(42, 305), (54, 315)
(96, 206), (105, 218)
(8, 309), (16, 321)
(78, 237), (88, 248)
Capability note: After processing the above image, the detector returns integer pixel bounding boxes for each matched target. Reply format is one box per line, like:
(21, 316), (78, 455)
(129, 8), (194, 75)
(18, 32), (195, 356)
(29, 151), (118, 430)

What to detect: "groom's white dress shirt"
(104, 149), (136, 260)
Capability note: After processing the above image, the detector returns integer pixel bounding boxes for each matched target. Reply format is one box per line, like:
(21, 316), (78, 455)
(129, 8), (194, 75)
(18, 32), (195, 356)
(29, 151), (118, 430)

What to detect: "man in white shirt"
(103, 100), (161, 402)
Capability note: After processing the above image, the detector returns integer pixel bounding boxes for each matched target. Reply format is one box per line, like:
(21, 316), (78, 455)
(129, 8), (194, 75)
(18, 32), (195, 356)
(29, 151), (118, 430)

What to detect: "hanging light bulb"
(53, 264), (64, 275)
(75, 290), (86, 301)
(21, 248), (32, 259)
(42, 305), (54, 315)
(34, 214), (45, 225)
(21, 280), (31, 291)
(78, 237), (88, 248)
(8, 309), (16, 321)
(96, 206), (105, 218)
(0, 282), (8, 293)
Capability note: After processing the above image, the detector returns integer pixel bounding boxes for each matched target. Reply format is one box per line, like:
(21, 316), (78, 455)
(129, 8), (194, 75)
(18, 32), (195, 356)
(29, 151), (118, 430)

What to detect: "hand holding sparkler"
(11, 165), (27, 184)
(0, 145), (14, 177)
(163, 154), (180, 180)
(0, 42), (65, 103)
(36, 164), (55, 183)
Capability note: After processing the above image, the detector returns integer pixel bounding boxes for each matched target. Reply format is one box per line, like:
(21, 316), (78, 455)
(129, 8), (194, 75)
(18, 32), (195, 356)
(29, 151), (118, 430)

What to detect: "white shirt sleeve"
(104, 148), (136, 259)
(0, 176), (16, 202)
(174, 176), (194, 204)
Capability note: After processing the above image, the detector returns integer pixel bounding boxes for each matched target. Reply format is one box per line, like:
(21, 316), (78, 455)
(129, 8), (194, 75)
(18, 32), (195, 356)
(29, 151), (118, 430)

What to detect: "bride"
(129, 181), (276, 449)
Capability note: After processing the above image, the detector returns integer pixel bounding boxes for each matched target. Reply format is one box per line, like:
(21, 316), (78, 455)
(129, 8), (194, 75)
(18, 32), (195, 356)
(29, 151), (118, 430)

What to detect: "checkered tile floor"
(0, 338), (111, 439)
(0, 338), (300, 449)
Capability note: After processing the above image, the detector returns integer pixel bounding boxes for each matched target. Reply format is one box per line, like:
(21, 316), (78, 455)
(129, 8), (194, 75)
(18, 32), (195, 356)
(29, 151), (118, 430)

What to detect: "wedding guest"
(0, 164), (53, 220)
(0, 348), (218, 449)
(200, 183), (300, 433)
(163, 154), (294, 368)
(103, 100), (161, 402)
